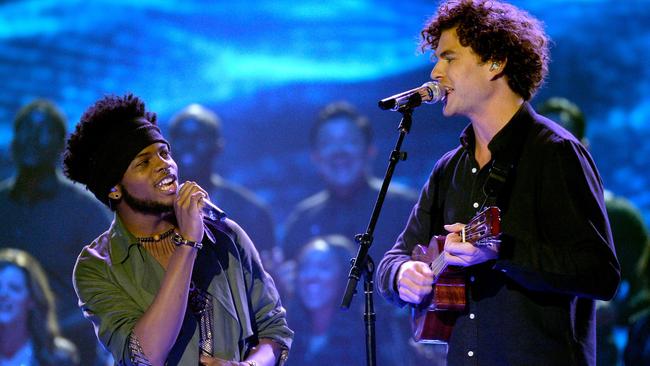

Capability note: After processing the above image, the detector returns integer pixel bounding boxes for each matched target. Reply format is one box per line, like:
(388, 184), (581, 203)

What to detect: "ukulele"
(410, 206), (501, 344)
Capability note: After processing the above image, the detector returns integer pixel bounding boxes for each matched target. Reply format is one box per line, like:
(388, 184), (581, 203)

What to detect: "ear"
(108, 185), (122, 200)
(488, 59), (506, 76)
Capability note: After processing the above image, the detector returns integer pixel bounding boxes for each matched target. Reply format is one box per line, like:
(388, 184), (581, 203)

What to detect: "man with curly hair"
(376, 1), (620, 365)
(63, 94), (292, 366)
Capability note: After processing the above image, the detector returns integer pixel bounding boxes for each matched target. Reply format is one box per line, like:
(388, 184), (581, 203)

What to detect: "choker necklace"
(137, 227), (175, 243)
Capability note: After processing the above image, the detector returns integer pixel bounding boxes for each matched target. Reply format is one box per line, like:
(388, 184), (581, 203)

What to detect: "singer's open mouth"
(155, 174), (177, 192)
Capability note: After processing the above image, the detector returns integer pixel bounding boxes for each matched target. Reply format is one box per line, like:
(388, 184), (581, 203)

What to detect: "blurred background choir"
(1, 96), (648, 366)
(0, 1), (649, 364)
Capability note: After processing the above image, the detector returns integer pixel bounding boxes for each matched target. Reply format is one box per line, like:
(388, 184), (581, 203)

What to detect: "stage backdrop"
(0, 0), (648, 227)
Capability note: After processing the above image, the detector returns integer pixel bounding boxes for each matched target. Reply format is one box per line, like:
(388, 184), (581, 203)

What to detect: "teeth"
(156, 176), (174, 188)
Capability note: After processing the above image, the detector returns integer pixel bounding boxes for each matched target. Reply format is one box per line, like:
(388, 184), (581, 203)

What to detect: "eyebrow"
(437, 50), (455, 59)
(134, 151), (152, 160)
(133, 145), (169, 160)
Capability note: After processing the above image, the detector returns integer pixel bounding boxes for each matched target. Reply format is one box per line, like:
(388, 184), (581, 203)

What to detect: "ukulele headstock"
(464, 206), (501, 247)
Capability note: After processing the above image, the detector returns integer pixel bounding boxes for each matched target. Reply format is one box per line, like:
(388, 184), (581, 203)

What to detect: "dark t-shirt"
(282, 177), (417, 259)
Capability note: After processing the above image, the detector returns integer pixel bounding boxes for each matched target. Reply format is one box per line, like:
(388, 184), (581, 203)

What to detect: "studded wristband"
(172, 232), (203, 250)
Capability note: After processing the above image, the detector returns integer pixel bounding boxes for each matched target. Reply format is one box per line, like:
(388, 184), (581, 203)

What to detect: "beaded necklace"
(137, 227), (175, 243)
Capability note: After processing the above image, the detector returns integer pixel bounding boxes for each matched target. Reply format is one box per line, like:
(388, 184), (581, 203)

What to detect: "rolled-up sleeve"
(73, 246), (144, 365)
(228, 220), (294, 352)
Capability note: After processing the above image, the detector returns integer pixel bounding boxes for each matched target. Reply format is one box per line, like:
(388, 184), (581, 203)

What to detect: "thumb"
(444, 223), (465, 233)
(413, 261), (433, 276)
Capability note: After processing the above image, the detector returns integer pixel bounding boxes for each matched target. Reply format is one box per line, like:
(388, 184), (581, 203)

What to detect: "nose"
(430, 61), (444, 81)
(154, 154), (172, 172)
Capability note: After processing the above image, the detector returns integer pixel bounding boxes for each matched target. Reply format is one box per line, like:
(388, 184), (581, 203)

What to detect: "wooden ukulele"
(410, 206), (501, 344)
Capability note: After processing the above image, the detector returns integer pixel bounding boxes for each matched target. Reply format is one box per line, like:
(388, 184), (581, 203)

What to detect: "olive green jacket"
(73, 215), (292, 365)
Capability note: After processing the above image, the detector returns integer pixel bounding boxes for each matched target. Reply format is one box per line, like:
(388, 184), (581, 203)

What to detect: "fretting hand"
(443, 223), (499, 266)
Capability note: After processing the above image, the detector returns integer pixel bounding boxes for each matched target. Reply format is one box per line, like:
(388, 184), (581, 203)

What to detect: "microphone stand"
(341, 106), (416, 366)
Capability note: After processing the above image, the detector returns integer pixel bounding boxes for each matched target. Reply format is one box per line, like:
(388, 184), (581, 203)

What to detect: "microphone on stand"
(378, 81), (444, 111)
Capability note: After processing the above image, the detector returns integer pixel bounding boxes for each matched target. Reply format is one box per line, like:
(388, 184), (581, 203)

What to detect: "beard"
(121, 185), (174, 215)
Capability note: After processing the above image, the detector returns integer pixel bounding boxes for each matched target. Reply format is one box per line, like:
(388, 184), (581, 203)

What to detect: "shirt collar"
(108, 214), (217, 264)
(108, 214), (141, 264)
(459, 102), (534, 159)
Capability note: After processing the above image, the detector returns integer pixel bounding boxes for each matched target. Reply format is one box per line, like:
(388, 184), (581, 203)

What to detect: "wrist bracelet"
(172, 232), (203, 250)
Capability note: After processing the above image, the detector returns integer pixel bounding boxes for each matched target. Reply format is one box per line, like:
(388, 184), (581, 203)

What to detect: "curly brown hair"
(421, 0), (550, 100)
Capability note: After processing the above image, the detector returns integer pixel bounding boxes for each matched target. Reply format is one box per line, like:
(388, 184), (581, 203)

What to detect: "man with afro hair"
(64, 94), (292, 366)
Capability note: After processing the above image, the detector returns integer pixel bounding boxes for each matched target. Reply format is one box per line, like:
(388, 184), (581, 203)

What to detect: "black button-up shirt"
(377, 103), (620, 366)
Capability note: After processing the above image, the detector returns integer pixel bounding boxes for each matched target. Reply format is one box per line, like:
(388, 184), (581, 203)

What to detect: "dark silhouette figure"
(0, 99), (111, 365)
(168, 104), (276, 254)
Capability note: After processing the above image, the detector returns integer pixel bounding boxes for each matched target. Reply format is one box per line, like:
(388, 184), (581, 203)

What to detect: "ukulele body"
(411, 236), (466, 344)
(409, 206), (501, 344)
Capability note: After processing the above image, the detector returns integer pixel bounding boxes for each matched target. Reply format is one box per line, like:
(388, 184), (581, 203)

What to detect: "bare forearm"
(244, 339), (285, 366)
(134, 246), (197, 365)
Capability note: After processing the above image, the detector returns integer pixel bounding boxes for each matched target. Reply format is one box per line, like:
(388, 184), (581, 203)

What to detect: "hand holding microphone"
(177, 182), (227, 222)
(175, 182), (227, 244)
(175, 181), (207, 243)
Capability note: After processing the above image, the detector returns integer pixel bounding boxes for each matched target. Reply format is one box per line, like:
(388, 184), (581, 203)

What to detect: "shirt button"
(468, 351), (474, 357)
(471, 167), (477, 174)
(473, 202), (479, 208)
(469, 313), (475, 319)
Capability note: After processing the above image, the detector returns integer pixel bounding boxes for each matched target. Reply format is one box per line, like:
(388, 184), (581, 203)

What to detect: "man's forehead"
(17, 109), (51, 129)
(134, 142), (168, 157)
(318, 118), (362, 138)
(435, 28), (460, 56)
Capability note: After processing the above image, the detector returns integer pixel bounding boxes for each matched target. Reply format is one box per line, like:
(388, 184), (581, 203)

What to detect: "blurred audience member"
(282, 102), (419, 365)
(539, 96), (650, 365)
(286, 235), (365, 365)
(282, 101), (417, 260)
(0, 99), (111, 365)
(168, 104), (276, 253)
(624, 243), (650, 365)
(0, 248), (79, 366)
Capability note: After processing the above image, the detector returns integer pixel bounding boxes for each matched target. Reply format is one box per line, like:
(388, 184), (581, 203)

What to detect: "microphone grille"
(422, 81), (444, 103)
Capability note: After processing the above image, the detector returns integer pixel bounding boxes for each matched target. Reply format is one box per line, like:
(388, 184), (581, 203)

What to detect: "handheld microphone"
(179, 182), (227, 221)
(378, 81), (444, 111)
(201, 198), (227, 222)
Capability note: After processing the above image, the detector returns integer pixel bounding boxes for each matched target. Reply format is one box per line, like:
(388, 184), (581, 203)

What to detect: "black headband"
(87, 117), (168, 205)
